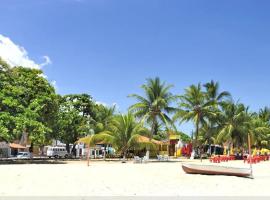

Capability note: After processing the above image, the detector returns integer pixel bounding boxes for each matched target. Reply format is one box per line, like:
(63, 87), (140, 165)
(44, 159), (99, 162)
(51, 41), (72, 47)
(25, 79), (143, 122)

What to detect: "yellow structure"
(261, 148), (270, 155)
(175, 148), (182, 157)
(223, 147), (227, 155)
(230, 147), (234, 155)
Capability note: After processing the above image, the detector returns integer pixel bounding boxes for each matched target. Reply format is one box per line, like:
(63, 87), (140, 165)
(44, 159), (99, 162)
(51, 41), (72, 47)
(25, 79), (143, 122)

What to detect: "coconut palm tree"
(259, 107), (270, 123)
(91, 112), (156, 161)
(216, 102), (249, 148)
(174, 84), (215, 155)
(129, 77), (177, 137)
(204, 80), (231, 105)
(203, 80), (231, 154)
(93, 105), (116, 133)
(245, 114), (270, 149)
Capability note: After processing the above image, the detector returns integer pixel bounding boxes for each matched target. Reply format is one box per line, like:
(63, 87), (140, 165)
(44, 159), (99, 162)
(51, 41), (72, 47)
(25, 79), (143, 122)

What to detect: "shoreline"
(1, 160), (269, 196)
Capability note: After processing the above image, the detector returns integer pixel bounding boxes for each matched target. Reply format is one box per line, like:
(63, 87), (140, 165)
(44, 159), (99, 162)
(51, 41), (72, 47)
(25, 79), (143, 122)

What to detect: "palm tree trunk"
(103, 145), (106, 161)
(195, 119), (199, 147)
(148, 115), (157, 159)
(122, 151), (127, 163)
(191, 120), (199, 159)
(151, 115), (158, 137)
(196, 119), (199, 155)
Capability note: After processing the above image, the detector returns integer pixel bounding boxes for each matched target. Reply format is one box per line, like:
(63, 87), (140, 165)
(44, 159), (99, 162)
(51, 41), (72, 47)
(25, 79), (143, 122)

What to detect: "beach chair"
(142, 156), (149, 163)
(157, 155), (163, 161)
(210, 156), (221, 163)
(163, 155), (169, 162)
(133, 156), (142, 164)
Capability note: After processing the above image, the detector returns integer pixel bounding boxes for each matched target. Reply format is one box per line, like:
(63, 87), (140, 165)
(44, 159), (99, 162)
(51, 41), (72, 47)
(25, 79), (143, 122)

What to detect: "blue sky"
(1, 0), (270, 134)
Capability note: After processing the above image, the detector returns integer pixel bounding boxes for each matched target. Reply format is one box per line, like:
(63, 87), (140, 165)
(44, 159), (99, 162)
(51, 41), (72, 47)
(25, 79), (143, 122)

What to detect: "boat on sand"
(182, 163), (252, 178)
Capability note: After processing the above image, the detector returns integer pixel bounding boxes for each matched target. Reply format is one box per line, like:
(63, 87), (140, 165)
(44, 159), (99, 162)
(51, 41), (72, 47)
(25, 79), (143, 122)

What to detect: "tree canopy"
(0, 60), (58, 145)
(1, 57), (270, 155)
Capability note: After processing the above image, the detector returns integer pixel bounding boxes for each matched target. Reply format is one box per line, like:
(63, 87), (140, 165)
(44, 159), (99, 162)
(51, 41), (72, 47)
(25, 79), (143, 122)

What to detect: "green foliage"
(1, 56), (270, 152)
(93, 104), (116, 133)
(0, 60), (58, 144)
(174, 83), (216, 147)
(259, 107), (270, 123)
(129, 77), (177, 137)
(55, 94), (96, 146)
(92, 112), (155, 158)
(179, 132), (192, 143)
(216, 102), (249, 147)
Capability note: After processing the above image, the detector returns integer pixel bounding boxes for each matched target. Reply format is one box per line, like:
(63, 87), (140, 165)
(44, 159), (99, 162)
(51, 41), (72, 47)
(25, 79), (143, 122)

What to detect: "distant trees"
(173, 80), (270, 157)
(54, 94), (94, 153)
(1, 55), (270, 158)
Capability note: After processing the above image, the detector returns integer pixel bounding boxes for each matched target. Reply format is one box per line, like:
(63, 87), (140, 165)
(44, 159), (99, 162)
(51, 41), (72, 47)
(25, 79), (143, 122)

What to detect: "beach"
(0, 160), (270, 197)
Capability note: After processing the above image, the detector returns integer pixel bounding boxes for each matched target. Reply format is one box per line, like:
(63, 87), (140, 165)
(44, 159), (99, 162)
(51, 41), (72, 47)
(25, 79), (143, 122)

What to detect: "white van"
(47, 146), (69, 159)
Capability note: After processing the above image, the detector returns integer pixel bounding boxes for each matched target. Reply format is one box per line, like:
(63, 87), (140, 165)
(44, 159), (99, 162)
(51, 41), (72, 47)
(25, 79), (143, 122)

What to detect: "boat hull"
(182, 163), (252, 178)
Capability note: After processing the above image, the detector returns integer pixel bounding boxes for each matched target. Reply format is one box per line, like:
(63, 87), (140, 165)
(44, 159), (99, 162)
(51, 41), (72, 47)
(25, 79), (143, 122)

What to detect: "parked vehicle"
(16, 152), (31, 159)
(47, 146), (69, 159)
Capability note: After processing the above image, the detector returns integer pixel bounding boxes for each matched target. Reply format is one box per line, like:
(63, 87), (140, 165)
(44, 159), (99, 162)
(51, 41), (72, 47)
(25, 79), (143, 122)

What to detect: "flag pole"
(248, 133), (253, 178)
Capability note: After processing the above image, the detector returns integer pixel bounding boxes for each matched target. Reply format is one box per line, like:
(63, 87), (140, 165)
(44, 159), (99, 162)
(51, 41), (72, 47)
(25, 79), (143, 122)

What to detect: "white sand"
(0, 159), (270, 196)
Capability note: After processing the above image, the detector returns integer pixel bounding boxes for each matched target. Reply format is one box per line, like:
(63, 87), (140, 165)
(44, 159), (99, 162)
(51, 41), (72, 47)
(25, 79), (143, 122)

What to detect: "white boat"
(182, 163), (252, 178)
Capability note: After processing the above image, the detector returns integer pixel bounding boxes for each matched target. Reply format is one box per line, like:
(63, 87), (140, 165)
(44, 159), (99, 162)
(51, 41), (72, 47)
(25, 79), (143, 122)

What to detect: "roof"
(9, 143), (27, 149)
(76, 135), (169, 146)
(136, 136), (168, 145)
(169, 134), (181, 140)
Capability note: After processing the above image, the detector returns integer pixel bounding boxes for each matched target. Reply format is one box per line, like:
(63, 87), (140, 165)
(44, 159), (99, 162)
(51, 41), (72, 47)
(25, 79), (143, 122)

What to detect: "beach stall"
(0, 142), (27, 158)
(168, 134), (181, 156)
(155, 134), (182, 157)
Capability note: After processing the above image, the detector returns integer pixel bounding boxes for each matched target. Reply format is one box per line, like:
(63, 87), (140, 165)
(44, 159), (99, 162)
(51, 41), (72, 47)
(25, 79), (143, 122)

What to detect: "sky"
(0, 0), (270, 134)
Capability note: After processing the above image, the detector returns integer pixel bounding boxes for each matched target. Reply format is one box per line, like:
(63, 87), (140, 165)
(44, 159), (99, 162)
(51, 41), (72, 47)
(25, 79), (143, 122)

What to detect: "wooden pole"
(248, 133), (253, 178)
(87, 144), (90, 167)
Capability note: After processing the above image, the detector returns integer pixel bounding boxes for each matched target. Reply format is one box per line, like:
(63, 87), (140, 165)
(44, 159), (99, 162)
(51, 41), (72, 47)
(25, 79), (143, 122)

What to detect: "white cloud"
(40, 55), (52, 67)
(0, 34), (51, 69)
(51, 80), (58, 91)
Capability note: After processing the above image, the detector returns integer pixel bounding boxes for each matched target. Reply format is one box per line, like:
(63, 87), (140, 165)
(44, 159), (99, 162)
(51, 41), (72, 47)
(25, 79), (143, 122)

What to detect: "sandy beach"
(0, 159), (270, 197)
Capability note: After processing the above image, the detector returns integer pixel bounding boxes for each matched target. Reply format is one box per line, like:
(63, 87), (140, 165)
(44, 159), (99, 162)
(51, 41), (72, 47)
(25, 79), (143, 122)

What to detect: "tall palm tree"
(204, 80), (231, 105)
(174, 84), (215, 156)
(216, 102), (249, 148)
(203, 80), (231, 154)
(91, 112), (155, 161)
(129, 77), (177, 137)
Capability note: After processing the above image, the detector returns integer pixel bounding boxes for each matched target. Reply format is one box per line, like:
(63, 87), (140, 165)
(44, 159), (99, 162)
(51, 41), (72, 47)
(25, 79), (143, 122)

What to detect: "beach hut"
(0, 142), (27, 158)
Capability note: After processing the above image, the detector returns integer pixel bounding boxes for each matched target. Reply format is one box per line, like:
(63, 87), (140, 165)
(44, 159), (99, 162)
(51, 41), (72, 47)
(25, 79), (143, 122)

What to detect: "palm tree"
(93, 105), (116, 133)
(174, 84), (215, 156)
(198, 122), (219, 154)
(259, 107), (270, 123)
(203, 80), (231, 154)
(129, 77), (177, 137)
(204, 80), (231, 105)
(91, 112), (155, 161)
(246, 114), (270, 149)
(216, 102), (249, 148)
